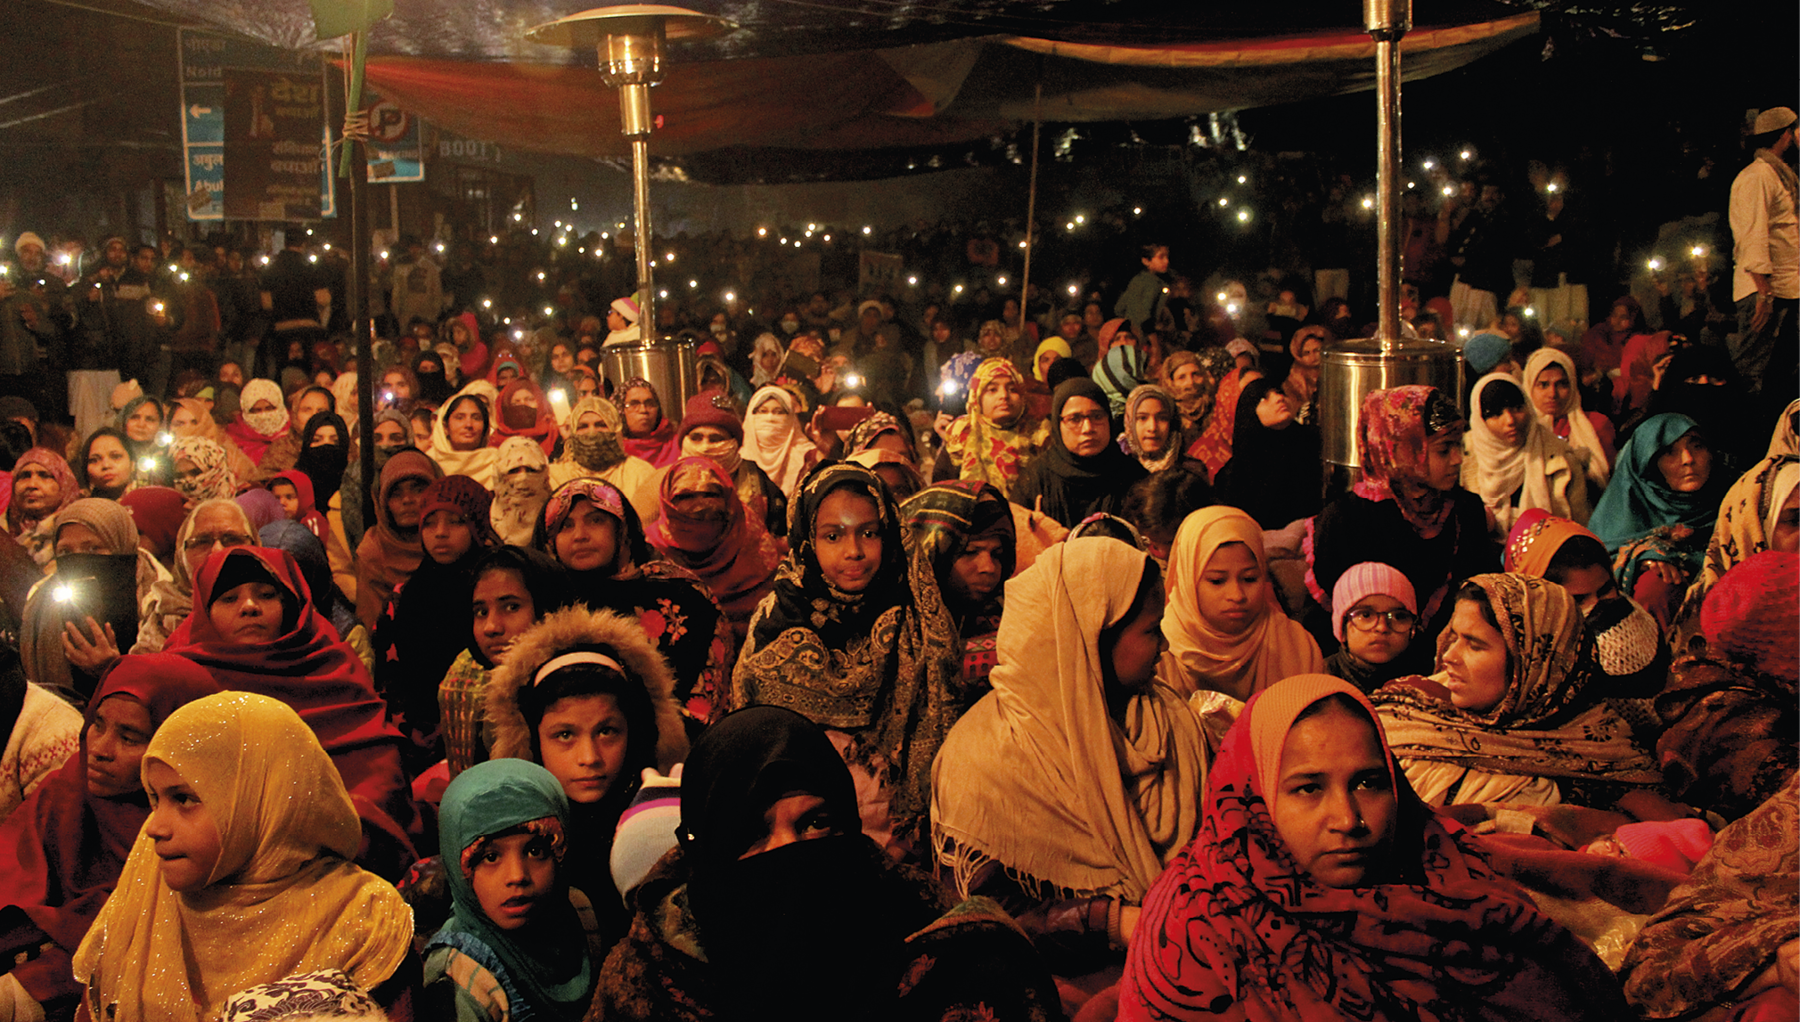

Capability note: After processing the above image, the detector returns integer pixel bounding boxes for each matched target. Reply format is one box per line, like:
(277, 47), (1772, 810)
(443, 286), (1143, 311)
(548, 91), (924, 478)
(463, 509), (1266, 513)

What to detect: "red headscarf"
(0, 654), (220, 1005)
(451, 311), (490, 381)
(269, 469), (328, 541)
(1352, 385), (1462, 538)
(618, 377), (681, 468)
(118, 487), (187, 563)
(6, 447), (77, 538)
(165, 546), (417, 851)
(1120, 674), (1625, 1022)
(644, 456), (779, 641)
(1186, 366), (1249, 477)
(487, 377), (558, 456)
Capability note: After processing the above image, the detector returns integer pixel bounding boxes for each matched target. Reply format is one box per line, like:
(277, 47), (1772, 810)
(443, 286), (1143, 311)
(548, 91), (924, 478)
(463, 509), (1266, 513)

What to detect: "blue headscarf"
(430, 760), (594, 1021)
(1589, 413), (1722, 554)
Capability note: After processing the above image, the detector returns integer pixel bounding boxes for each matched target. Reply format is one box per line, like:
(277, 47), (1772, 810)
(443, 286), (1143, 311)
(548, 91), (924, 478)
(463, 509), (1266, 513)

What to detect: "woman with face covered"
(223, 378), (289, 466)
(168, 436), (238, 508)
(488, 377), (559, 457)
(741, 384), (818, 499)
(594, 705), (1061, 1022)
(548, 396), (659, 524)
(491, 435), (554, 548)
(671, 391), (787, 541)
(0, 654), (219, 1020)
(1461, 372), (1591, 537)
(1308, 385), (1497, 646)
(1010, 378), (1148, 529)
(1121, 674), (1627, 1022)
(168, 397), (258, 488)
(644, 455), (780, 648)
(900, 480), (1015, 693)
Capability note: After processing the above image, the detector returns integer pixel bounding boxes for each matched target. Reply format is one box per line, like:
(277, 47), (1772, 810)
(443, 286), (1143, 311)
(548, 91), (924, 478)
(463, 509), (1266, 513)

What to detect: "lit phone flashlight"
(843, 374), (861, 389)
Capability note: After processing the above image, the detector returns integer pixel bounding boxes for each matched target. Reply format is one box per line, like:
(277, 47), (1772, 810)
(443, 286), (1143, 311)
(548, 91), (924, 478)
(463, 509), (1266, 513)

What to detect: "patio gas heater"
(526, 4), (732, 417)
(1317, 0), (1465, 473)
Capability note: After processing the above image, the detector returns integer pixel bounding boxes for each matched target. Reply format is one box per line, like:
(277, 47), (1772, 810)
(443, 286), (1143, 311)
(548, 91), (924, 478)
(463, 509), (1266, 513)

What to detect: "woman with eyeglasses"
(1323, 562), (1427, 693)
(130, 498), (259, 656)
(1009, 378), (1147, 529)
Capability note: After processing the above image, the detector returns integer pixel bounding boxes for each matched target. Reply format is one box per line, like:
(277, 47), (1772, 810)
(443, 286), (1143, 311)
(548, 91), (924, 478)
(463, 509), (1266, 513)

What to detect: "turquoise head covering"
(1092, 343), (1146, 416)
(1588, 412), (1721, 557)
(430, 759), (594, 1020)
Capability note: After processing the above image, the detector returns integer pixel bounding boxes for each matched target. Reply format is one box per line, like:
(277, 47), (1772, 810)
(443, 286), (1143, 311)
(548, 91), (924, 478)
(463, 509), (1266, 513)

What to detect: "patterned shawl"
(1354, 385), (1463, 538)
(1371, 573), (1661, 788)
(1121, 383), (1186, 473)
(170, 437), (237, 505)
(1186, 365), (1249, 478)
(943, 358), (1046, 496)
(1120, 674), (1627, 1022)
(1670, 454), (1799, 641)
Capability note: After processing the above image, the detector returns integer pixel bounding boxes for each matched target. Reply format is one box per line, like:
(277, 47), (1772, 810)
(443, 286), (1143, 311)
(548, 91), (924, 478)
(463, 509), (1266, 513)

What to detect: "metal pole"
(1365, 0), (1410, 351)
(1017, 81), (1042, 337)
(621, 82), (655, 340)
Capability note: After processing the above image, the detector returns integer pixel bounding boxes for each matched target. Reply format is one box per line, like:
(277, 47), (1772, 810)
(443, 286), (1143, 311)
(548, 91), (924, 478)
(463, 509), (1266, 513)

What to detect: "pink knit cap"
(1331, 561), (1419, 643)
(1700, 550), (1798, 680)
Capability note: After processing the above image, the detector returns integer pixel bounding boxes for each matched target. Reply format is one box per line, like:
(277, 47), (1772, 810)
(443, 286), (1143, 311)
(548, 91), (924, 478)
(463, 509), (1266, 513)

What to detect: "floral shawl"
(1185, 365), (1249, 478)
(943, 358), (1047, 497)
(1354, 385), (1462, 538)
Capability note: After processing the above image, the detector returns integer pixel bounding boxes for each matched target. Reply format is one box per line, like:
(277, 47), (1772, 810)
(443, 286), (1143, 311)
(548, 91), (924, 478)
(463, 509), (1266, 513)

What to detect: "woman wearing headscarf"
(424, 760), (607, 1021)
(5, 448), (76, 564)
(1462, 372), (1591, 537)
(1580, 294), (1652, 391)
(168, 396), (259, 487)
(1308, 385), (1496, 645)
(594, 705), (1061, 1022)
(115, 395), (173, 488)
(492, 434), (554, 547)
(0, 654), (219, 1019)
(672, 391), (787, 540)
(1620, 775), (1797, 1022)
(18, 499), (172, 705)
(644, 456), (780, 648)
(1120, 384), (1189, 475)
(118, 487), (185, 572)
(1091, 342), (1146, 419)
(222, 378), (289, 465)
(1654, 551), (1797, 824)
(617, 377), (681, 469)
(1671, 451), (1799, 644)
(168, 435), (237, 507)
(747, 331), (786, 388)
(294, 409), (350, 513)
(932, 538), (1205, 985)
(942, 358), (1049, 498)
(1279, 324), (1327, 424)
(430, 382), (500, 489)
(1121, 674), (1627, 1022)
(489, 376), (559, 457)
(412, 348), (453, 407)
(255, 385), (334, 482)
(132, 497), (258, 658)
(1032, 336), (1072, 383)
(373, 475), (499, 766)
(1183, 361), (1259, 480)
(1158, 347), (1227, 438)
(72, 692), (415, 1022)
(548, 396), (659, 524)
(1588, 412), (1725, 630)
(1371, 573), (1662, 808)
(1010, 378), (1148, 529)
(337, 407), (413, 552)
(731, 462), (962, 856)
(536, 478), (732, 726)
(1215, 377), (1324, 530)
(900, 480), (1015, 693)
(74, 427), (137, 501)
(165, 547), (421, 858)
(1159, 507), (1324, 701)
(740, 384), (818, 498)
(354, 447), (443, 631)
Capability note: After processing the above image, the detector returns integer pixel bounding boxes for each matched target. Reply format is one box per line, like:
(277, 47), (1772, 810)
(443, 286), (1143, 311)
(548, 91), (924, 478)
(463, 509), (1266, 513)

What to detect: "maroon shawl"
(644, 456), (779, 642)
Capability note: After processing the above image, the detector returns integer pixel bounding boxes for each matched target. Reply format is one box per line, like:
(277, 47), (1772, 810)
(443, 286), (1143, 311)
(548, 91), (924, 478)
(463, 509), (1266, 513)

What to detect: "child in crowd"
(1324, 561), (1423, 692)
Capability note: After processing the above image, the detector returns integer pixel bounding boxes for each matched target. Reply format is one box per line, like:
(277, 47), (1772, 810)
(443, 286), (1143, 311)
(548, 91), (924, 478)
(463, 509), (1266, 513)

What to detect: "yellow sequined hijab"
(74, 692), (412, 1022)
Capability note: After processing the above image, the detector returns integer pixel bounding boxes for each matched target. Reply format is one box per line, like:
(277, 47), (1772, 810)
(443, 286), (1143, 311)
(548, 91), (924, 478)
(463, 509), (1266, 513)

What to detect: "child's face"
(535, 694), (629, 804)
(470, 832), (557, 931)
(1343, 595), (1414, 666)
(270, 481), (299, 519)
(143, 759), (223, 892)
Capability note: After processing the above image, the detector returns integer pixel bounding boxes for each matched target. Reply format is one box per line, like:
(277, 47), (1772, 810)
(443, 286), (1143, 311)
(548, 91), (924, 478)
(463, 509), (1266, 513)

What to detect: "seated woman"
(932, 538), (1205, 989)
(438, 547), (569, 782)
(486, 377), (557, 457)
(1325, 561), (1425, 692)
(1159, 506), (1323, 701)
(1280, 324), (1326, 425)
(253, 385), (334, 482)
(670, 392), (786, 541)
(1010, 378), (1148, 529)
(1669, 449), (1798, 646)
(1215, 377), (1323, 531)
(1183, 360), (1259, 480)
(739, 384), (818, 499)
(354, 448), (443, 631)
(1504, 509), (1670, 740)
(424, 760), (607, 1022)
(490, 435), (553, 549)
(164, 546), (420, 864)
(169, 436), (239, 507)
(1158, 348), (1232, 439)
(1371, 573), (1662, 809)
(547, 396), (659, 522)
(536, 478), (731, 727)
(73, 692), (415, 1022)
(373, 475), (499, 768)
(5, 448), (76, 565)
(429, 384), (499, 489)
(74, 428), (137, 501)
(484, 605), (688, 937)
(134, 497), (258, 656)
(0, 654), (219, 1020)
(1308, 385), (1497, 646)
(1120, 384), (1188, 474)
(899, 480), (1015, 695)
(942, 357), (1048, 499)
(19, 498), (172, 705)
(1654, 551), (1796, 824)
(222, 378), (288, 466)
(595, 705), (1061, 1021)
(168, 397), (257, 488)
(644, 455), (780, 648)
(1463, 372), (1592, 537)
(616, 377), (681, 469)
(732, 462), (961, 857)
(1121, 674), (1627, 1022)
(1589, 412), (1726, 630)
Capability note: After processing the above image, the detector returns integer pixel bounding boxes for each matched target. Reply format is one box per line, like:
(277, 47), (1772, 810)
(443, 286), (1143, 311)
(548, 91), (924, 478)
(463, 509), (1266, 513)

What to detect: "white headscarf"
(1523, 347), (1609, 490)
(741, 384), (816, 496)
(1465, 372), (1570, 534)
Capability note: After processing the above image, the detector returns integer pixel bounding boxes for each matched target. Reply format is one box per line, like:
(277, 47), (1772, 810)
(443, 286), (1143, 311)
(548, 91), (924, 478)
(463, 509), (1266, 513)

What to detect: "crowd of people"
(0, 110), (1792, 1022)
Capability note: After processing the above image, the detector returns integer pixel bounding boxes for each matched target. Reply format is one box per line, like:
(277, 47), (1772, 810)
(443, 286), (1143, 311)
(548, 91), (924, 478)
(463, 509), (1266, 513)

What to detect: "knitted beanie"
(1612, 819), (1715, 873)
(610, 297), (640, 324)
(1700, 550), (1798, 679)
(1330, 561), (1418, 643)
(678, 390), (743, 444)
(611, 765), (683, 901)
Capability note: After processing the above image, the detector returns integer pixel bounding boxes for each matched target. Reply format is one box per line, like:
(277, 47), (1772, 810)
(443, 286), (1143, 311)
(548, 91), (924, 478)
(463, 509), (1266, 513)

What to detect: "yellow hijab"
(74, 692), (412, 1022)
(1159, 506), (1324, 701)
